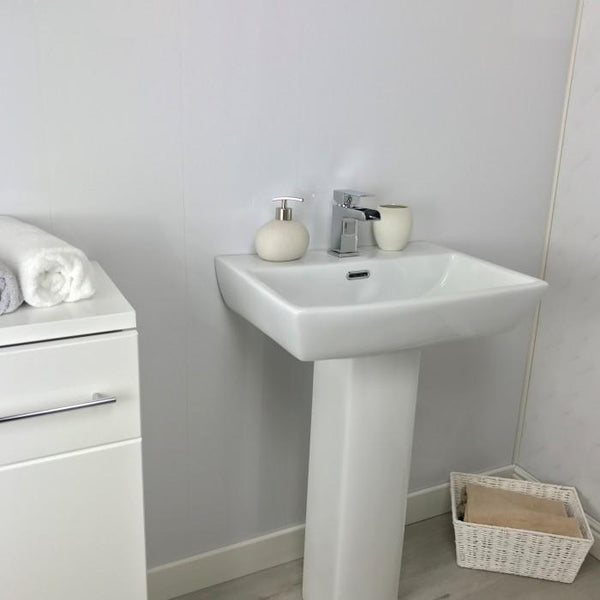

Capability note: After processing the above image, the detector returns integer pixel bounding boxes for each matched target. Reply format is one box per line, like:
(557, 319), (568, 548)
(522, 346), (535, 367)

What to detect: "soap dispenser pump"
(255, 197), (310, 262)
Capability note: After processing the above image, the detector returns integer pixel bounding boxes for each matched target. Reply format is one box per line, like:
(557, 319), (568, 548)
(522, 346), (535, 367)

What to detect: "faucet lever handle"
(333, 189), (374, 207)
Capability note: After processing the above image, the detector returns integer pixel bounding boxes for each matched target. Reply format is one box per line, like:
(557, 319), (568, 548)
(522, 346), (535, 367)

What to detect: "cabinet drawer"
(0, 330), (140, 466)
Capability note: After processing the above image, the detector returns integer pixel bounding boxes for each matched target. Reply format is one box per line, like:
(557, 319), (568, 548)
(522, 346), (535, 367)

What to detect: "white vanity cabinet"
(0, 265), (147, 600)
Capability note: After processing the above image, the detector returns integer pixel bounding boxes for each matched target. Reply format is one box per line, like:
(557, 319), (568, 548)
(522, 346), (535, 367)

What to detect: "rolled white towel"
(0, 217), (95, 308)
(0, 260), (23, 315)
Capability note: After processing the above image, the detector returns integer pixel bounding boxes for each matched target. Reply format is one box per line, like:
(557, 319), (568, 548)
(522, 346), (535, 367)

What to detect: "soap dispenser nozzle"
(273, 196), (304, 221)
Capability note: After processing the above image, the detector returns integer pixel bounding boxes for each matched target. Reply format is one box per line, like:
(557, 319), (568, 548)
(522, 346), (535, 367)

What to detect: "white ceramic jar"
(373, 205), (412, 251)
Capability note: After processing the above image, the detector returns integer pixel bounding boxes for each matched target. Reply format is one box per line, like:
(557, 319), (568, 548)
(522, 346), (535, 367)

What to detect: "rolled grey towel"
(0, 261), (23, 315)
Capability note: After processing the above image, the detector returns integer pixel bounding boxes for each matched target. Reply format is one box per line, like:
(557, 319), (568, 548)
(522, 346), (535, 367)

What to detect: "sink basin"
(215, 242), (547, 361)
(215, 241), (547, 600)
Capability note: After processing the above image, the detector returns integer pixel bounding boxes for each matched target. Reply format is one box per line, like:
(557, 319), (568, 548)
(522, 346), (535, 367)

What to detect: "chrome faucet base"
(328, 249), (360, 258)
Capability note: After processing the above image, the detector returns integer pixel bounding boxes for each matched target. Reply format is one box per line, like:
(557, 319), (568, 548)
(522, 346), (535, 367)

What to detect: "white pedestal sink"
(215, 243), (547, 600)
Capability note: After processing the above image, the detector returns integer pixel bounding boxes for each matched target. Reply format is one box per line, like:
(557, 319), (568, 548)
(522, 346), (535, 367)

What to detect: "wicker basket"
(450, 472), (593, 583)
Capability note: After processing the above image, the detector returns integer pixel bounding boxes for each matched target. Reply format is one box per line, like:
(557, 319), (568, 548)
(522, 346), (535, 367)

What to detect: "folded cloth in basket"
(464, 483), (582, 538)
(0, 260), (23, 315)
(0, 217), (95, 308)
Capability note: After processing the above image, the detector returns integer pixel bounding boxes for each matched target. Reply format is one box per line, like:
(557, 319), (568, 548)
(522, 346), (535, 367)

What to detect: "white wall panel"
(520, 0), (600, 521)
(0, 0), (577, 567)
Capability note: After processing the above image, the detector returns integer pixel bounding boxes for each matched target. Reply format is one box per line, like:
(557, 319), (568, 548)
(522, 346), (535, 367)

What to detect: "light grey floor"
(175, 514), (600, 600)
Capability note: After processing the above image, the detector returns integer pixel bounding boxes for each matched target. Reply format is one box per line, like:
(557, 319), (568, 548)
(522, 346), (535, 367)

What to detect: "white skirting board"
(147, 525), (305, 600)
(513, 465), (600, 561)
(147, 465), (514, 600)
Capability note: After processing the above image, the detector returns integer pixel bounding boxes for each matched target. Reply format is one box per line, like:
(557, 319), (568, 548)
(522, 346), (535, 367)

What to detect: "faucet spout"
(351, 207), (381, 221)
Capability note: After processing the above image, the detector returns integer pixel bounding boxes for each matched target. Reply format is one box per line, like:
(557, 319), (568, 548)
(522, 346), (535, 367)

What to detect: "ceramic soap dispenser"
(255, 196), (309, 261)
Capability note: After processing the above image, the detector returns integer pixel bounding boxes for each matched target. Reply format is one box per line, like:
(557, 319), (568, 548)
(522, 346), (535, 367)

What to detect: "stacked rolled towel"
(0, 217), (95, 308)
(464, 483), (582, 538)
(0, 261), (23, 315)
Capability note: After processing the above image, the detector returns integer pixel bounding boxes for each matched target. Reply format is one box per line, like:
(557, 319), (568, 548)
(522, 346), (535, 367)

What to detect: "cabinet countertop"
(0, 263), (135, 347)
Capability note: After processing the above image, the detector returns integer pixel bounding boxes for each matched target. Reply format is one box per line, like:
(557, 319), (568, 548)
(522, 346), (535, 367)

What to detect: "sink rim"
(215, 242), (547, 314)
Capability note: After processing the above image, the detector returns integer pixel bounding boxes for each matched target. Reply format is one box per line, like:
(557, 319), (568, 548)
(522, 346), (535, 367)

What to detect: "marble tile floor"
(175, 514), (600, 600)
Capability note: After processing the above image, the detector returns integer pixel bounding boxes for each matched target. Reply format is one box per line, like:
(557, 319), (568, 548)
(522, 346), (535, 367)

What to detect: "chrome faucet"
(328, 190), (380, 257)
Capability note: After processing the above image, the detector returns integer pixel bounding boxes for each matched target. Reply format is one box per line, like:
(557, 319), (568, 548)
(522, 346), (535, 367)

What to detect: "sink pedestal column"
(303, 350), (422, 600)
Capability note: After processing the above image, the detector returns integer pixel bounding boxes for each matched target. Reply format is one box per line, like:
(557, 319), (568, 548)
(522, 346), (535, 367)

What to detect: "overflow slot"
(346, 270), (370, 281)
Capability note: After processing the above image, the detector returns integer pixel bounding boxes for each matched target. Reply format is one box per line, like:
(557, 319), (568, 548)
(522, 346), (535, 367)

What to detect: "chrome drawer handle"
(0, 393), (117, 423)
